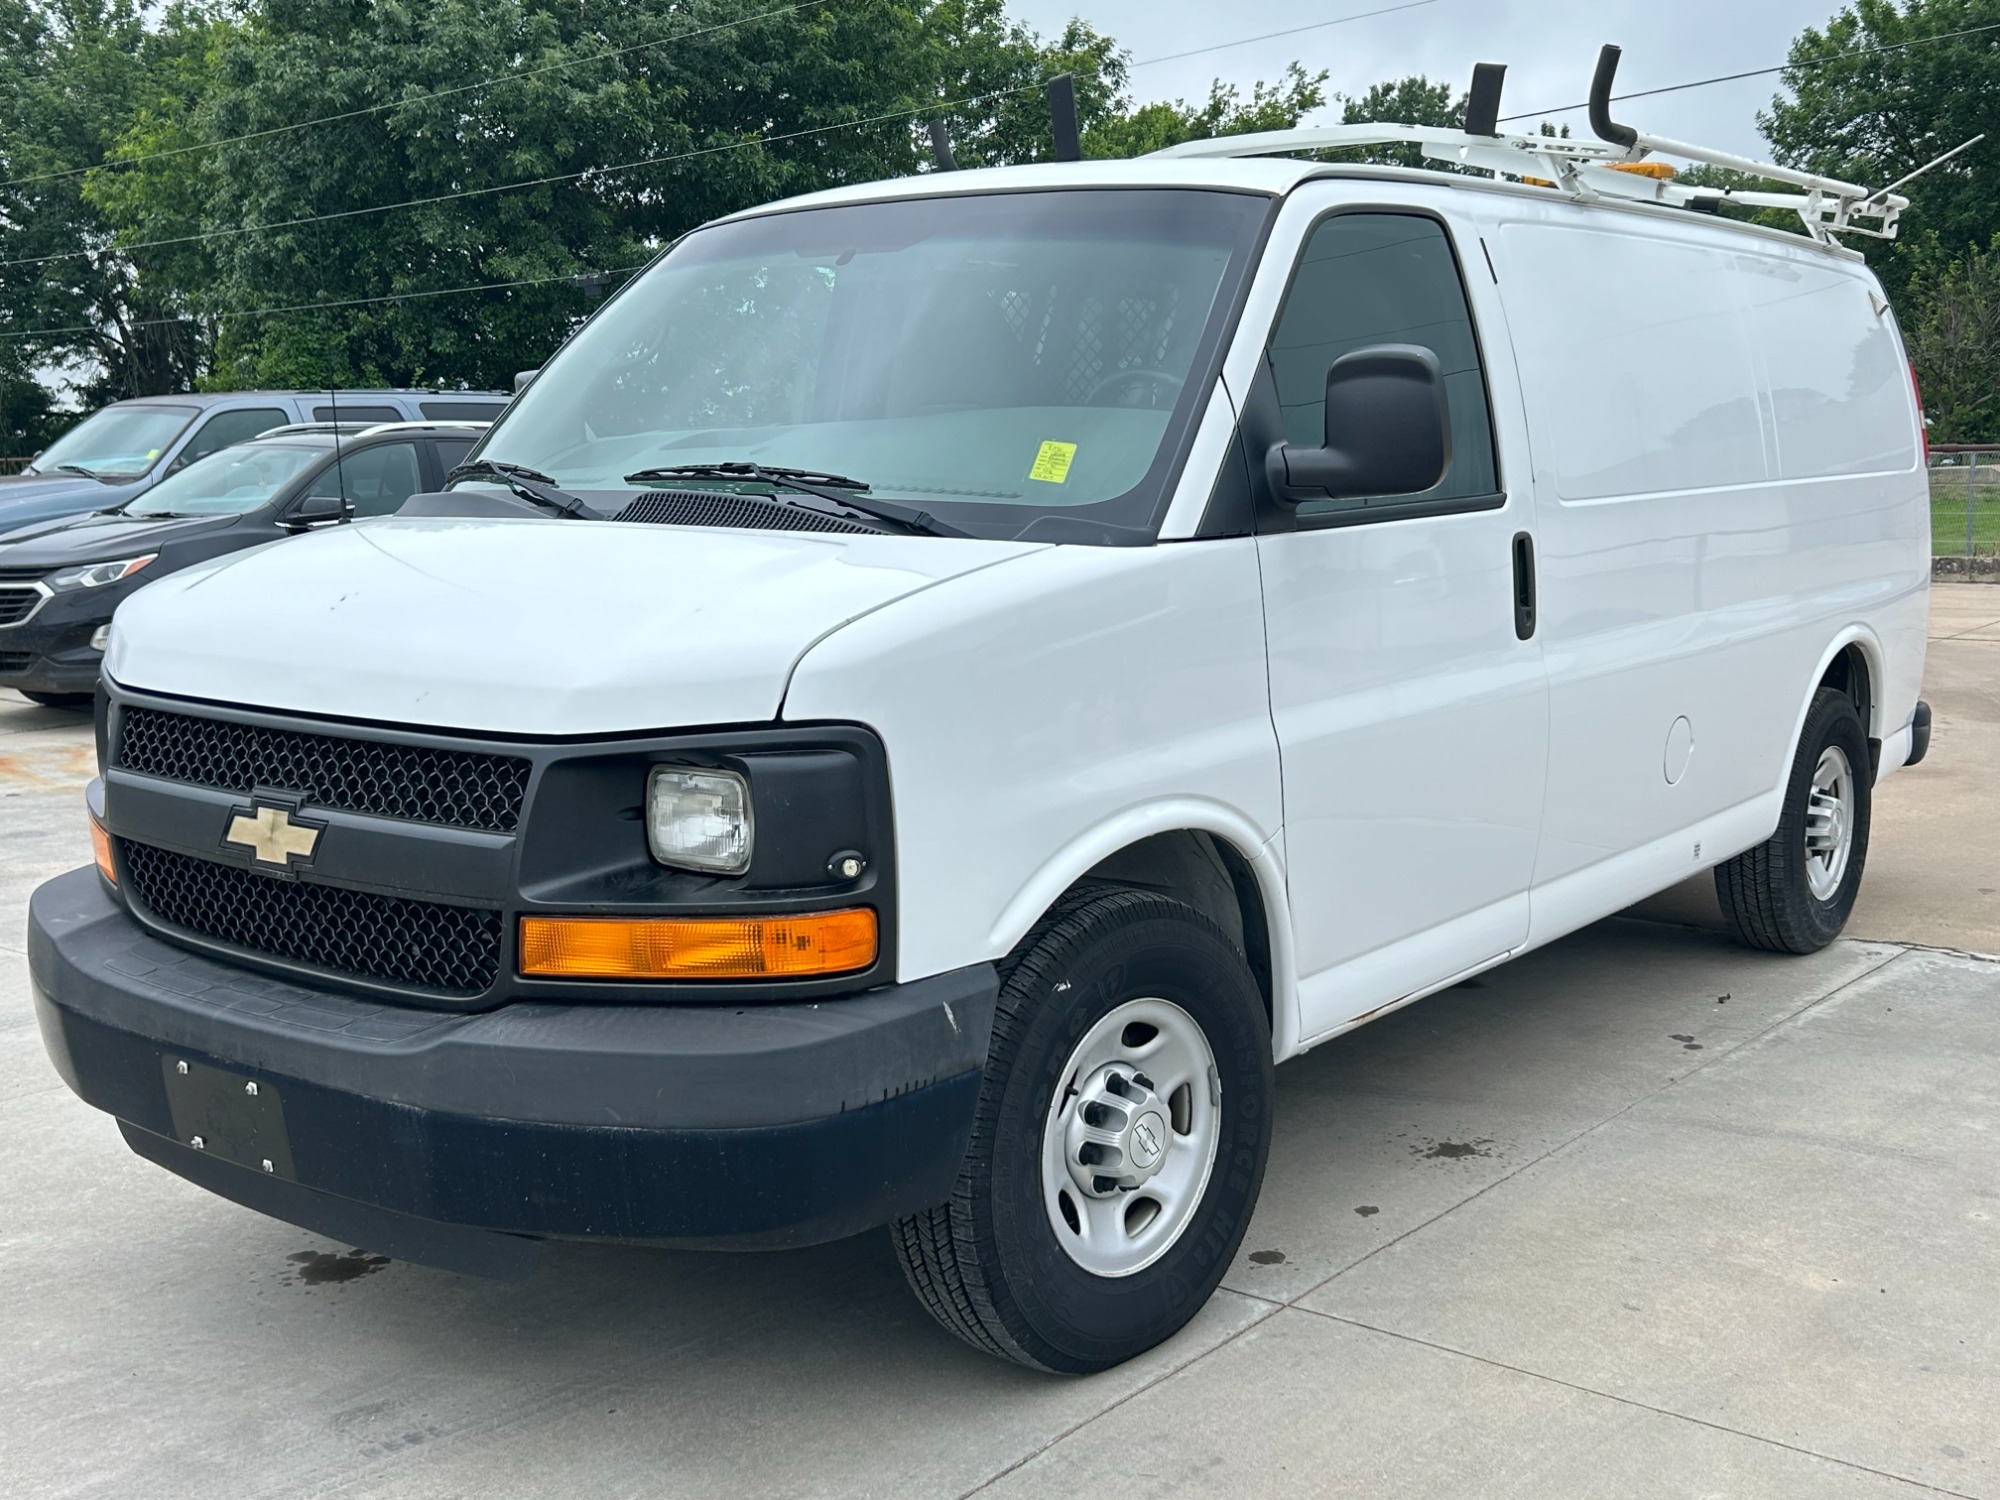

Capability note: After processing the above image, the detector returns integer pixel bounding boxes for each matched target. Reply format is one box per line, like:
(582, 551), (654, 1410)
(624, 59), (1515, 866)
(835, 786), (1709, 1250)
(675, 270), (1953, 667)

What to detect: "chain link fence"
(1930, 445), (2000, 578)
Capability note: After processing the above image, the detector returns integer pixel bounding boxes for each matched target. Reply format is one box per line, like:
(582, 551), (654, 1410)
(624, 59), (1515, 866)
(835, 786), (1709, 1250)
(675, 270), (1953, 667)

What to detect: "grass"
(1929, 469), (2000, 555)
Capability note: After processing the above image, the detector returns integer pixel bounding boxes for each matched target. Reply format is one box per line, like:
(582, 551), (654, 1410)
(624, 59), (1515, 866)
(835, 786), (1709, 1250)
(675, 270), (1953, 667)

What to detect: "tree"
(1904, 235), (2000, 441)
(1761, 0), (2000, 301)
(0, 0), (220, 402)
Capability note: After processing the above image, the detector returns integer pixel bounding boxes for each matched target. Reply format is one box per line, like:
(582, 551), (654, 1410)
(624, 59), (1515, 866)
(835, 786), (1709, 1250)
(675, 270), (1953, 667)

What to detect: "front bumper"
(30, 867), (997, 1274)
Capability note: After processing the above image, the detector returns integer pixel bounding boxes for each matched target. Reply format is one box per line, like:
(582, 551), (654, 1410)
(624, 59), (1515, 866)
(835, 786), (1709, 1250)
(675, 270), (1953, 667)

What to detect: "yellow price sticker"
(1028, 440), (1077, 484)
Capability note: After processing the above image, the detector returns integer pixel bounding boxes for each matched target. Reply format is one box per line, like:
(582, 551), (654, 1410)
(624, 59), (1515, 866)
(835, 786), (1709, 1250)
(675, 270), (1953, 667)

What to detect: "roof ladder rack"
(1149, 44), (1980, 246)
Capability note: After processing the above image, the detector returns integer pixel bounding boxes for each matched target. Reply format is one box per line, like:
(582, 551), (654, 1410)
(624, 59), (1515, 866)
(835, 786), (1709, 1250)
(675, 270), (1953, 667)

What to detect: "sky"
(1008, 0), (1854, 162)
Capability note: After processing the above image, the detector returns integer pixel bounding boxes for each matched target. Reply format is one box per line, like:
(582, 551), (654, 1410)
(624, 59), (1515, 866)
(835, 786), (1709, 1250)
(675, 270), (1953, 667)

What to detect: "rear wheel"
(1716, 687), (1872, 953)
(892, 889), (1272, 1372)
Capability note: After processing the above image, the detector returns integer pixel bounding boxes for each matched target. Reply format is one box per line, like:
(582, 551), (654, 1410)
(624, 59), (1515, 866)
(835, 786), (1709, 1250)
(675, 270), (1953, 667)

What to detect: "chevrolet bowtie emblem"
(224, 805), (322, 867)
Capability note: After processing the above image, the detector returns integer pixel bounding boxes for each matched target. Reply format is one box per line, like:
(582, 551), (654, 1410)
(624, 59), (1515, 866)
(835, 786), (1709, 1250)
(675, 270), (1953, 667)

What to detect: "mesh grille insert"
(122, 841), (501, 996)
(117, 707), (530, 832)
(613, 489), (876, 534)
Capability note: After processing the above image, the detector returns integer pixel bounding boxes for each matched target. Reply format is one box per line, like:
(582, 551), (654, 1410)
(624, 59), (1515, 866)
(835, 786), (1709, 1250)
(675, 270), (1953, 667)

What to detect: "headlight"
(49, 554), (157, 591)
(646, 767), (752, 874)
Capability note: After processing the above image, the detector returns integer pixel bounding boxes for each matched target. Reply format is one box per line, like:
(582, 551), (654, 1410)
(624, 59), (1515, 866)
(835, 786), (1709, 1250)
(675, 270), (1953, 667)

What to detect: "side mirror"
(282, 493), (350, 531)
(513, 369), (539, 394)
(1266, 344), (1451, 503)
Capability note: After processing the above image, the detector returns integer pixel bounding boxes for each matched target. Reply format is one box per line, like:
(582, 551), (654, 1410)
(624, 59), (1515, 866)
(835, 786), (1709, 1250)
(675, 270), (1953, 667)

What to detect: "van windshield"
(29, 404), (198, 481)
(477, 189), (1269, 540)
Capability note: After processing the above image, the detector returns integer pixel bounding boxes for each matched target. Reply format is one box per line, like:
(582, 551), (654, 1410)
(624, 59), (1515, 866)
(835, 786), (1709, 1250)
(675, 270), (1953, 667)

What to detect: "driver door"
(1254, 203), (1548, 1041)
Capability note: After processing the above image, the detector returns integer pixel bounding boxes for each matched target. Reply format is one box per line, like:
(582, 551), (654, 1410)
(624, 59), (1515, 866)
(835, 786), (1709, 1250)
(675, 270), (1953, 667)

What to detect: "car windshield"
(123, 442), (328, 517)
(475, 189), (1270, 540)
(30, 404), (199, 480)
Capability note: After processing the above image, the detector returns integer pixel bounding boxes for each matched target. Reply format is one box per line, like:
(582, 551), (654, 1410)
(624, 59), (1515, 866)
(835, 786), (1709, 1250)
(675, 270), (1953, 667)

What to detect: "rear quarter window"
(420, 400), (506, 420)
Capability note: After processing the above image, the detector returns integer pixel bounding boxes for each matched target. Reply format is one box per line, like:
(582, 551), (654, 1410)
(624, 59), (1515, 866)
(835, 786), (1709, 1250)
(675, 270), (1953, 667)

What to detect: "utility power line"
(0, 80), (1047, 272)
(1499, 18), (2000, 122)
(1130, 0), (1437, 69)
(0, 0), (832, 193)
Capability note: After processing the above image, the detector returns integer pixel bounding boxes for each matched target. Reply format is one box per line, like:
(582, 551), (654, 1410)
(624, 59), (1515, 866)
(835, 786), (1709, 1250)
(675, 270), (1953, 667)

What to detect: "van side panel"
(1487, 206), (1927, 932)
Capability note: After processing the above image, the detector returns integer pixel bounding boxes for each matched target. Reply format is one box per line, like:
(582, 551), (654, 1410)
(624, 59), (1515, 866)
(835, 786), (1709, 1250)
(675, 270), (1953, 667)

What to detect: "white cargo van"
(30, 55), (1933, 1373)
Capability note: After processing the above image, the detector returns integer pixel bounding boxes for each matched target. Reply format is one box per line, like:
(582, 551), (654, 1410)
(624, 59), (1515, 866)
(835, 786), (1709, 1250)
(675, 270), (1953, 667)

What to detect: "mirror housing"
(282, 492), (350, 531)
(513, 369), (539, 394)
(1266, 343), (1451, 504)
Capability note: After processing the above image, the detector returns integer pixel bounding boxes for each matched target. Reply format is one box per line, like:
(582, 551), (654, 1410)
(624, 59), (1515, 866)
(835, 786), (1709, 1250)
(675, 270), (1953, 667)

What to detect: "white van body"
(41, 153), (1928, 1373)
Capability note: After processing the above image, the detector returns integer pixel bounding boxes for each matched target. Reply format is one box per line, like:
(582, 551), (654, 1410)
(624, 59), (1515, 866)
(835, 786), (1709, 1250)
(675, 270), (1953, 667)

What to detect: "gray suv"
(1, 389), (508, 535)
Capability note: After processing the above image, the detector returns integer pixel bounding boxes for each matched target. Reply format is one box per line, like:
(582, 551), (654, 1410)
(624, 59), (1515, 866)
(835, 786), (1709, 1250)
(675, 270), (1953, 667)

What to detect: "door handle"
(1511, 531), (1537, 641)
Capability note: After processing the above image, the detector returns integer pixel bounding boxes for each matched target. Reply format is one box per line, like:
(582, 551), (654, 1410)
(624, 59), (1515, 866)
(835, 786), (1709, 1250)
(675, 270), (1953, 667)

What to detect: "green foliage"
(0, 0), (218, 400)
(1084, 64), (1328, 159)
(1905, 235), (2000, 441)
(4, 0), (1332, 395)
(1761, 0), (2000, 301)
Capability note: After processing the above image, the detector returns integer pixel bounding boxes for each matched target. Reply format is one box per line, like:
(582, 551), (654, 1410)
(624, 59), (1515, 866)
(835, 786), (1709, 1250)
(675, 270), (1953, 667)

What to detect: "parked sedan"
(0, 422), (483, 706)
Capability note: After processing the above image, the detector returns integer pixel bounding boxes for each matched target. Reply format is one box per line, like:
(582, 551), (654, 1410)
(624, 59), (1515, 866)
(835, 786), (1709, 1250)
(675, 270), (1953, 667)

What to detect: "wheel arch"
(1791, 626), (1887, 782)
(983, 801), (1299, 1060)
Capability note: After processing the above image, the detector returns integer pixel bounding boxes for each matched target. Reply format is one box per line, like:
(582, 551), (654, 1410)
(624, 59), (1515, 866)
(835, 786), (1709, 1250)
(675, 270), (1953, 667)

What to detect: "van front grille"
(121, 840), (502, 997)
(117, 707), (531, 832)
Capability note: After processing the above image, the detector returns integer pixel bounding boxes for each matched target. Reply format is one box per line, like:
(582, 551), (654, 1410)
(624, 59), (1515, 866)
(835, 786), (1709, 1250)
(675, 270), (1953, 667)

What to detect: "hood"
(108, 517), (1046, 735)
(0, 508), (233, 567)
(0, 472), (146, 536)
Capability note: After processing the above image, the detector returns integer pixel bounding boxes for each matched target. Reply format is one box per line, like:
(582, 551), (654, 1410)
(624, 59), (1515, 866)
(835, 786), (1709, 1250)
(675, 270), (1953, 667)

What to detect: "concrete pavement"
(2, 593), (1996, 1498)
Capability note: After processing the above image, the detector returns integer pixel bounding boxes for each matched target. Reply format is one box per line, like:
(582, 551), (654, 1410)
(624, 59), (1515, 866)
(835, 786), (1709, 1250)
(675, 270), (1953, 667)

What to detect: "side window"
(430, 437), (477, 476)
(176, 407), (289, 468)
(421, 400), (506, 421)
(309, 443), (424, 517)
(312, 404), (403, 424)
(1268, 213), (1498, 517)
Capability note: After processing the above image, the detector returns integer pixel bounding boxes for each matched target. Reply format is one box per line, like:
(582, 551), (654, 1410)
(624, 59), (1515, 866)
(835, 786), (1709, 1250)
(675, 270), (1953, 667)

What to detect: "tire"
(892, 889), (1273, 1373)
(19, 691), (92, 710)
(1716, 686), (1872, 954)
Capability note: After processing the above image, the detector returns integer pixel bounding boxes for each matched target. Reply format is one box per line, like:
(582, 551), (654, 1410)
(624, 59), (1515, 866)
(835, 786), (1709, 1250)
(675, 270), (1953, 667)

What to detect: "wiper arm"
(446, 459), (593, 519)
(622, 462), (971, 538)
(54, 463), (108, 480)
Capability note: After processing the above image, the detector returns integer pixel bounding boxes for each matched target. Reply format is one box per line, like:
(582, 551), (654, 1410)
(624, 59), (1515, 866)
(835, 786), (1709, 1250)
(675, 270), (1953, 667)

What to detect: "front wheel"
(1716, 686), (1873, 953)
(892, 889), (1272, 1372)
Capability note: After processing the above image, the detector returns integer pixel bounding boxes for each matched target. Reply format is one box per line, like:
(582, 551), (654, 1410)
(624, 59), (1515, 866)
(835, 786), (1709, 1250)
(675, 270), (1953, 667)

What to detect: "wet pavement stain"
(284, 1249), (392, 1285)
(1670, 1034), (1706, 1050)
(1413, 1138), (1493, 1161)
(1354, 1205), (1380, 1217)
(1247, 1249), (1287, 1265)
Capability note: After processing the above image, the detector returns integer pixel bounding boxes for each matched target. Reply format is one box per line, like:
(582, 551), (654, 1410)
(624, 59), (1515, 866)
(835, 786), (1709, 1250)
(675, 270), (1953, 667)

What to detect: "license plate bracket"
(161, 1054), (295, 1180)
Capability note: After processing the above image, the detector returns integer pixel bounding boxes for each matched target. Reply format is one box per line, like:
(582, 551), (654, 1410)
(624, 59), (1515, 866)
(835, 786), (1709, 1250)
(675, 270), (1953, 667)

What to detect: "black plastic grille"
(122, 841), (501, 996)
(117, 707), (530, 832)
(614, 489), (876, 534)
(0, 584), (44, 626)
(0, 651), (31, 672)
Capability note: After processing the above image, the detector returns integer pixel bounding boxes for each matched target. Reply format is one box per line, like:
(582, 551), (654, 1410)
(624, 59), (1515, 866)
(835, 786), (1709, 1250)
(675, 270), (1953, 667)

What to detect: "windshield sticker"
(1028, 441), (1077, 484)
(145, 448), (160, 459)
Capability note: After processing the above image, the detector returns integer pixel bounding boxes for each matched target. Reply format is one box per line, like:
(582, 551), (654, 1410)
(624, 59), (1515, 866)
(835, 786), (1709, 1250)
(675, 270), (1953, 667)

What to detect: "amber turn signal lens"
(518, 908), (877, 980)
(89, 815), (115, 885)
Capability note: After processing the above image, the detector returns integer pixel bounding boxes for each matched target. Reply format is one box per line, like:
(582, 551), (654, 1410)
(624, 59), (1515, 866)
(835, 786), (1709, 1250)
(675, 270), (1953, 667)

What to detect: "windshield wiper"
(54, 463), (110, 481)
(446, 459), (593, 519)
(622, 462), (971, 538)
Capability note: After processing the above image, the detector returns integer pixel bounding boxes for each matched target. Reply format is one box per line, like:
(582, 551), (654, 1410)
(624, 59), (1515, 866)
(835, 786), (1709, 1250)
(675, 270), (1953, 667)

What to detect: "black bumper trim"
(1907, 700), (1932, 767)
(31, 867), (998, 1253)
